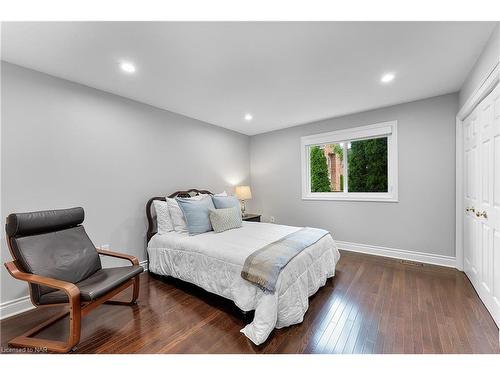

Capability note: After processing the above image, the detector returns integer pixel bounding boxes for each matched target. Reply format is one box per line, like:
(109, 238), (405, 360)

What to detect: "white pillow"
(214, 191), (228, 196)
(153, 200), (174, 234)
(166, 194), (207, 233)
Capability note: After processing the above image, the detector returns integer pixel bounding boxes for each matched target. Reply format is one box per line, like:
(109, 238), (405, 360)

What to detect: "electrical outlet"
(269, 216), (275, 223)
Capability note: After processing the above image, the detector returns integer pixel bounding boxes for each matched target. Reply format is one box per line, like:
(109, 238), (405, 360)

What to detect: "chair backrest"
(5, 207), (102, 304)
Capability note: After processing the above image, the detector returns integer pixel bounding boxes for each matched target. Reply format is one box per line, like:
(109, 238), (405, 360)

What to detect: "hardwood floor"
(1, 250), (499, 354)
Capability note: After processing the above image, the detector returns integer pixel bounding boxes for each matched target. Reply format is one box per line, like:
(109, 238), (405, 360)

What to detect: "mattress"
(148, 221), (340, 345)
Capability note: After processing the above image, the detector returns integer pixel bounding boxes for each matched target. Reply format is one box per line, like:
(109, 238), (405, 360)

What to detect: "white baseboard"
(336, 240), (456, 268)
(0, 295), (35, 320)
(0, 259), (150, 320)
(139, 259), (149, 271)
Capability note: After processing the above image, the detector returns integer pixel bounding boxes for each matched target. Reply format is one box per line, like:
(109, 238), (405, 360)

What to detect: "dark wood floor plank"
(330, 268), (368, 354)
(312, 263), (365, 353)
(340, 303), (365, 354)
(362, 267), (390, 356)
(409, 270), (424, 354)
(1, 250), (499, 354)
(306, 261), (365, 353)
(372, 266), (395, 354)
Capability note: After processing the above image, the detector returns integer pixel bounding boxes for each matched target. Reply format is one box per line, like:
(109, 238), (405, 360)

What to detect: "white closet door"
(478, 86), (494, 297)
(464, 106), (480, 279)
(490, 83), (500, 324)
(464, 82), (500, 327)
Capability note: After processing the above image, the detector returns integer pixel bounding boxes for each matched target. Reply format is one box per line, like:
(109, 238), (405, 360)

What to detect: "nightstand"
(242, 213), (261, 222)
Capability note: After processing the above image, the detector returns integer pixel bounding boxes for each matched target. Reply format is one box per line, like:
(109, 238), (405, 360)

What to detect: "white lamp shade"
(235, 185), (252, 200)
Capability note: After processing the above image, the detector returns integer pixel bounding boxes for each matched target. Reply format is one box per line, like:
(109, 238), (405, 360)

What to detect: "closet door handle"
(475, 210), (488, 219)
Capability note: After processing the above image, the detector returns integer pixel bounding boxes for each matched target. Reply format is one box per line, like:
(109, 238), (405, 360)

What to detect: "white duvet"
(148, 221), (340, 345)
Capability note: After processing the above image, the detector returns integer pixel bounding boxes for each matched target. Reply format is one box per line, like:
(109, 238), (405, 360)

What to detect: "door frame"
(456, 63), (499, 271)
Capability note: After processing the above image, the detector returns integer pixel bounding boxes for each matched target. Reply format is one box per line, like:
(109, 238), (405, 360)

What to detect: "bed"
(146, 189), (341, 345)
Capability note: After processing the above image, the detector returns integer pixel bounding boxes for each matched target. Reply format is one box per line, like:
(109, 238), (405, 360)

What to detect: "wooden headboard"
(146, 189), (213, 242)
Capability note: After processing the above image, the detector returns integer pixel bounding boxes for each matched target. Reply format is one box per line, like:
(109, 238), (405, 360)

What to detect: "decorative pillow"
(166, 194), (207, 233)
(166, 198), (188, 233)
(153, 200), (174, 234)
(176, 196), (215, 235)
(209, 206), (243, 233)
(213, 191), (228, 197)
(212, 195), (240, 209)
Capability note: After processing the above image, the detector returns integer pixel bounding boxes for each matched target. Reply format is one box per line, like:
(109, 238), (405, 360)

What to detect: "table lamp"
(235, 185), (252, 216)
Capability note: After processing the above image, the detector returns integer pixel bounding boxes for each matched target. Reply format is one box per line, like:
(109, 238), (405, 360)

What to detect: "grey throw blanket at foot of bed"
(241, 227), (329, 293)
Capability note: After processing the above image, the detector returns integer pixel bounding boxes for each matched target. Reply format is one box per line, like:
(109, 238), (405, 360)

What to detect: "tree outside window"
(348, 137), (388, 192)
(310, 146), (330, 192)
(309, 137), (388, 193)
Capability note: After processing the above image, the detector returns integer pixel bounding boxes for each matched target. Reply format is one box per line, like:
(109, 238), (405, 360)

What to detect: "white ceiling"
(1, 22), (496, 135)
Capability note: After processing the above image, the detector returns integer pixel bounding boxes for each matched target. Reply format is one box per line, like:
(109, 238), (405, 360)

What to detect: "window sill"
(302, 194), (398, 202)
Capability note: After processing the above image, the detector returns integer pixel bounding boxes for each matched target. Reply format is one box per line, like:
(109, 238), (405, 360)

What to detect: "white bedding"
(148, 221), (340, 345)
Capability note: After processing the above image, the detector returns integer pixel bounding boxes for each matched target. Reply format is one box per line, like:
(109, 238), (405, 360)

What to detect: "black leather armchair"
(4, 207), (143, 353)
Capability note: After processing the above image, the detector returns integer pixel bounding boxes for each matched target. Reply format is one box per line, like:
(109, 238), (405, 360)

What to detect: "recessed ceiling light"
(380, 73), (395, 83)
(120, 61), (136, 74)
(244, 113), (253, 121)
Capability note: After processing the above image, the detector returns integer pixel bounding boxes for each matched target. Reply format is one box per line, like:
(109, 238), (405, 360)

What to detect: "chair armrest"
(96, 248), (139, 266)
(4, 261), (80, 303)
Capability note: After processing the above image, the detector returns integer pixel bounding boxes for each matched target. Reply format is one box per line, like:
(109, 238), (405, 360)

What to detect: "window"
(301, 121), (398, 201)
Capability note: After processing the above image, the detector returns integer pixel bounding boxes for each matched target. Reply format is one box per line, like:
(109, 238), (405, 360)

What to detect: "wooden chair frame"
(4, 238), (141, 354)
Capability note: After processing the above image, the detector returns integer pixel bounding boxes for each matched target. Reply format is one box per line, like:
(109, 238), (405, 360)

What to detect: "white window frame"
(301, 120), (398, 202)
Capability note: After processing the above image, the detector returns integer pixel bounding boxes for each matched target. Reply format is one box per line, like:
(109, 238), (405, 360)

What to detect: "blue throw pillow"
(211, 195), (240, 209)
(176, 196), (215, 235)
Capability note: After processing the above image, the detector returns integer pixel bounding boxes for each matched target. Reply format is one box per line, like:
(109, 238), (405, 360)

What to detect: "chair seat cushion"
(38, 265), (143, 305)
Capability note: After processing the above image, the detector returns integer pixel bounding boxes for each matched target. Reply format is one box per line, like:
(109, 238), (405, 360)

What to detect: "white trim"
(0, 259), (149, 320)
(302, 193), (398, 202)
(0, 295), (35, 320)
(301, 121), (398, 202)
(455, 116), (464, 271)
(455, 63), (500, 272)
(301, 121), (394, 145)
(336, 240), (456, 268)
(139, 259), (149, 271)
(458, 63), (499, 120)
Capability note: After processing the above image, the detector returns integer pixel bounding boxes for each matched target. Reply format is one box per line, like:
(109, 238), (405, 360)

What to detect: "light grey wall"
(0, 62), (460, 308)
(249, 93), (458, 257)
(0, 62), (250, 303)
(459, 23), (500, 108)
